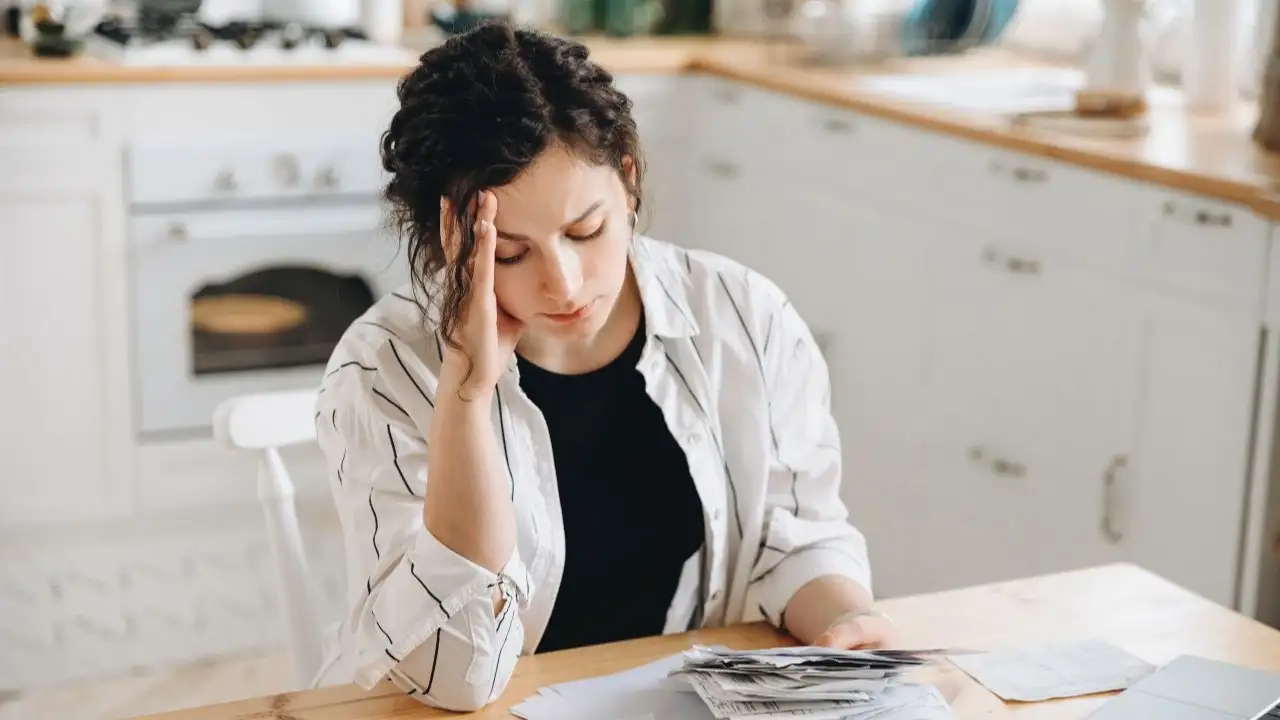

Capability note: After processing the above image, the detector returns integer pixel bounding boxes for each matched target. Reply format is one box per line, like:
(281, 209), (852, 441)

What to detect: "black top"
(517, 317), (706, 653)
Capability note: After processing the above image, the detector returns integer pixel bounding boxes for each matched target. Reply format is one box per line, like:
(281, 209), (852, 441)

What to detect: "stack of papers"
(672, 645), (954, 719)
(510, 646), (954, 720)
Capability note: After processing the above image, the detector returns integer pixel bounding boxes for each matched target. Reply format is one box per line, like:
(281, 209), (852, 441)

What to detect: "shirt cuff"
(355, 528), (531, 690)
(750, 508), (872, 629)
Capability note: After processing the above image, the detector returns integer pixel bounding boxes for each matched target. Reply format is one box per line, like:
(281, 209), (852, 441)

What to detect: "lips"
(544, 299), (595, 322)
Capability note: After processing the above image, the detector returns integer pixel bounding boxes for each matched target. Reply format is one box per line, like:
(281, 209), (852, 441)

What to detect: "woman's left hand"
(811, 610), (899, 650)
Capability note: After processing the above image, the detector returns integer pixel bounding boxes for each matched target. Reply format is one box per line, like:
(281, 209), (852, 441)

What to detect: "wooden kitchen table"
(139, 563), (1280, 719)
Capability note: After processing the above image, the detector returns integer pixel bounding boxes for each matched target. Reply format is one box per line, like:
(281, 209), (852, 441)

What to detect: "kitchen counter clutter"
(133, 564), (1280, 720)
(5, 35), (1280, 219)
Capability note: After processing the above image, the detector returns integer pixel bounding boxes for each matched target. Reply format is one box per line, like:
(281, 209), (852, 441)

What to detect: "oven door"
(131, 202), (407, 438)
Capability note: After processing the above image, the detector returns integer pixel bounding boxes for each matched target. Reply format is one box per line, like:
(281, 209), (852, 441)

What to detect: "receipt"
(949, 638), (1156, 702)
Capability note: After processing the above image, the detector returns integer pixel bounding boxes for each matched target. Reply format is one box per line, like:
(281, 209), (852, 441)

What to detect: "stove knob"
(322, 29), (344, 49)
(214, 169), (238, 193)
(235, 27), (259, 50)
(191, 28), (213, 51)
(280, 23), (305, 50)
(316, 166), (341, 191)
(274, 154), (301, 188)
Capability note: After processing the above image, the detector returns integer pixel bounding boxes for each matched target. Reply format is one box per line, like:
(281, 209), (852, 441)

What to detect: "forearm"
(424, 355), (517, 576)
(782, 575), (874, 645)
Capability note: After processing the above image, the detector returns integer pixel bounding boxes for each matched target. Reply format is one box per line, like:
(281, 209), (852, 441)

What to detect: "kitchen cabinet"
(681, 78), (1267, 608)
(916, 227), (1141, 594)
(0, 141), (125, 529)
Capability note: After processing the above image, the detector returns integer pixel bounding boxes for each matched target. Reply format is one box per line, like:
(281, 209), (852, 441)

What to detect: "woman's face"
(488, 143), (634, 342)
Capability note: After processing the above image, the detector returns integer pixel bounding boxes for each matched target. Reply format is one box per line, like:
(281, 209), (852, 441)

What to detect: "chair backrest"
(213, 389), (325, 689)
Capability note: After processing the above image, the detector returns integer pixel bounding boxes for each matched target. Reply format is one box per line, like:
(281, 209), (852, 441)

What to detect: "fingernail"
(478, 219), (490, 235)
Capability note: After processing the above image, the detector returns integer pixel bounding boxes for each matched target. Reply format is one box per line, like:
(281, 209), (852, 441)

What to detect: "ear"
(621, 155), (638, 211)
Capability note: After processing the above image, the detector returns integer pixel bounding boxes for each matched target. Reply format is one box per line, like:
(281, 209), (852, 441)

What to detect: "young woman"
(312, 21), (894, 711)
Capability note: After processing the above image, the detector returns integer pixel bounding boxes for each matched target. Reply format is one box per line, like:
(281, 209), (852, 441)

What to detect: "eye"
(495, 251), (526, 266)
(567, 220), (607, 242)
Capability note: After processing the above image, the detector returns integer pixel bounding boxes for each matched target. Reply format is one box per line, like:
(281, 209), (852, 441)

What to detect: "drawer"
(936, 141), (1140, 271)
(1132, 187), (1269, 312)
(128, 133), (386, 205)
(0, 88), (119, 145)
(696, 77), (941, 205)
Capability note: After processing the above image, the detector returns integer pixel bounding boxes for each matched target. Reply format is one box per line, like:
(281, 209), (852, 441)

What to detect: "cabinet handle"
(1100, 454), (1128, 544)
(1012, 166), (1049, 183)
(969, 445), (1026, 478)
(1195, 209), (1233, 227)
(705, 158), (740, 179)
(987, 161), (1048, 184)
(1162, 201), (1233, 228)
(982, 246), (1041, 275)
(712, 85), (740, 105)
(165, 222), (189, 243)
(821, 117), (855, 134)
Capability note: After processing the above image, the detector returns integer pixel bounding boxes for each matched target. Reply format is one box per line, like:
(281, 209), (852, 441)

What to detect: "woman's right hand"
(441, 190), (525, 400)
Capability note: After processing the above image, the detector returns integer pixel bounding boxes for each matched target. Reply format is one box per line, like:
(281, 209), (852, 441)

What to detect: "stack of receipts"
(672, 645), (953, 719)
(510, 645), (954, 720)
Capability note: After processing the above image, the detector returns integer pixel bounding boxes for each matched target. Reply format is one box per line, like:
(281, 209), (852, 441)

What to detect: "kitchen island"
(133, 563), (1280, 720)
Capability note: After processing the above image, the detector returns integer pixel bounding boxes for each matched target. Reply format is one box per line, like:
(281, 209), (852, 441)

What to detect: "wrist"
(439, 353), (494, 404)
(826, 607), (893, 631)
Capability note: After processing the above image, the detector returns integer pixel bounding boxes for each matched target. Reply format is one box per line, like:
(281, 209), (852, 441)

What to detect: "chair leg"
(259, 449), (326, 688)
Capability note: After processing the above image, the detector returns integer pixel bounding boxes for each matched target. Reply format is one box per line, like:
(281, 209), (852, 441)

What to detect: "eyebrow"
(495, 201), (604, 243)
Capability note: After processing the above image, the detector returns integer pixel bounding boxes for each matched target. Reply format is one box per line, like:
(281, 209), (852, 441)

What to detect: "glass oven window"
(189, 265), (375, 376)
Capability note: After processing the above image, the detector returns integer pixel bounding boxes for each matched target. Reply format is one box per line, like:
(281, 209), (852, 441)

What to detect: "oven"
(127, 134), (407, 438)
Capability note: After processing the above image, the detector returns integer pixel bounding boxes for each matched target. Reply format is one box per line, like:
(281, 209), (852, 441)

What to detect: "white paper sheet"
(948, 638), (1156, 702)
(511, 646), (956, 720)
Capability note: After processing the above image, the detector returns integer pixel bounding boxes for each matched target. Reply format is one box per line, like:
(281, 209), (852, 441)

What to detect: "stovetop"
(85, 13), (414, 66)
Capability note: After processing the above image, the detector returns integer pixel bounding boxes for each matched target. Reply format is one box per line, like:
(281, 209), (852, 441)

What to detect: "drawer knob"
(822, 117), (855, 134)
(705, 158), (740, 179)
(983, 246), (1042, 275)
(165, 222), (188, 243)
(274, 153), (301, 188)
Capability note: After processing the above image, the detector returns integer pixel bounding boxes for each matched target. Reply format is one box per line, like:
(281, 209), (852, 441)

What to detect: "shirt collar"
(629, 235), (701, 339)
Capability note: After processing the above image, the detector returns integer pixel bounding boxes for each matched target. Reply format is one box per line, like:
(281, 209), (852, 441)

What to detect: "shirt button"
(711, 507), (722, 521)
(686, 430), (703, 446)
(709, 590), (720, 602)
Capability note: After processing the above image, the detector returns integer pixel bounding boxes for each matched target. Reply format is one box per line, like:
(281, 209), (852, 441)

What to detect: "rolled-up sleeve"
(747, 291), (872, 629)
(317, 357), (530, 712)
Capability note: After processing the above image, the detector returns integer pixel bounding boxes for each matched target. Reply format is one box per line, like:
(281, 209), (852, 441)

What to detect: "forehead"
(492, 143), (618, 228)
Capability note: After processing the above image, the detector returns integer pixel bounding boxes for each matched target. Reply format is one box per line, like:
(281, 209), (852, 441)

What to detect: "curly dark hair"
(379, 21), (644, 365)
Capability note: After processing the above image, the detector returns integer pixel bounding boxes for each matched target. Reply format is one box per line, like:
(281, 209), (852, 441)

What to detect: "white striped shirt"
(311, 235), (872, 710)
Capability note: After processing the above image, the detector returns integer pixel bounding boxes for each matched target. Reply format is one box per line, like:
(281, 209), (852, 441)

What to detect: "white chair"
(213, 388), (327, 688)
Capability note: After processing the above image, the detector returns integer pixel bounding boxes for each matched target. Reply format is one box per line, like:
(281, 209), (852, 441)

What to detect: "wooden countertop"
(135, 563), (1280, 720)
(6, 34), (1280, 219)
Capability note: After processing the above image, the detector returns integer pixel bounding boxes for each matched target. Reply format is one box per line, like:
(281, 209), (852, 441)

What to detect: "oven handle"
(130, 204), (387, 250)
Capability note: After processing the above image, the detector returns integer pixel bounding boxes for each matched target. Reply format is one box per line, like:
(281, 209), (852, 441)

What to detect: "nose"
(540, 243), (584, 303)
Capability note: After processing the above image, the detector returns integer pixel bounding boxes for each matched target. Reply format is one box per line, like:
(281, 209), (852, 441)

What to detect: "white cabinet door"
(1122, 295), (1258, 607)
(814, 198), (934, 600)
(914, 230), (1142, 594)
(0, 144), (119, 527)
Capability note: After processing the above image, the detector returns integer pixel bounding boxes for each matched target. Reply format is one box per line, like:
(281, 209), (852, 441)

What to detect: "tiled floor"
(0, 652), (293, 720)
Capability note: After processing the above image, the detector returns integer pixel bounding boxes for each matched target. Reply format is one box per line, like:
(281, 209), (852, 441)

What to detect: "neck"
(516, 265), (644, 375)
